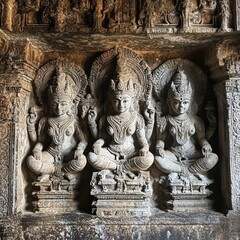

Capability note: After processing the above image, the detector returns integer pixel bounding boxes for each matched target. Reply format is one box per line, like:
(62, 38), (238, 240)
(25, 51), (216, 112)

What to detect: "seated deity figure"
(88, 74), (154, 173)
(27, 67), (88, 182)
(155, 70), (218, 182)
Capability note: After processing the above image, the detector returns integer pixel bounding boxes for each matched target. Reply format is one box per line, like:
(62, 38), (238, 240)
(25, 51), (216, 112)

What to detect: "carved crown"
(168, 69), (193, 100)
(48, 66), (73, 101)
(109, 52), (137, 97)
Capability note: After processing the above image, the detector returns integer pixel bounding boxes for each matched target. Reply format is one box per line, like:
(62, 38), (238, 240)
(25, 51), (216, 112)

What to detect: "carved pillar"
(234, 0), (240, 31)
(0, 35), (40, 215)
(3, 0), (16, 31)
(207, 42), (240, 214)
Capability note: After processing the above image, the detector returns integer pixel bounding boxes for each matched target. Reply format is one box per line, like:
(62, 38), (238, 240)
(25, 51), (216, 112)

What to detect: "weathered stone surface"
(0, 213), (239, 239)
(0, 1), (240, 238)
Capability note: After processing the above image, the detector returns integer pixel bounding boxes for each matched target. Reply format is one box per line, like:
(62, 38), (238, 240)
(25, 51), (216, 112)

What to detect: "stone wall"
(0, 0), (240, 239)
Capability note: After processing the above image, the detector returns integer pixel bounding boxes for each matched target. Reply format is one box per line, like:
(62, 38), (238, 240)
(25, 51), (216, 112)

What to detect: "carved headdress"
(168, 69), (193, 101)
(48, 66), (73, 101)
(109, 53), (137, 97)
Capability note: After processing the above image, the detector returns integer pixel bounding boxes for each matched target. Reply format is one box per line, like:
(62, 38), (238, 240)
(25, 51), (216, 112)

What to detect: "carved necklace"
(107, 112), (135, 144)
(168, 115), (193, 145)
(48, 115), (73, 145)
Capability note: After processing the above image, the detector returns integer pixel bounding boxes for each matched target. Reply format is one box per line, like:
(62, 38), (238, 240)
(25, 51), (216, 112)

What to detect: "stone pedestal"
(91, 170), (152, 217)
(32, 179), (79, 213)
(160, 175), (213, 212)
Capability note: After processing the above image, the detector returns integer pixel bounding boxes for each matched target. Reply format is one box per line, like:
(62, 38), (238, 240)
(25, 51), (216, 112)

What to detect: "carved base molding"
(32, 181), (79, 213)
(0, 213), (238, 239)
(91, 170), (152, 217)
(160, 176), (213, 212)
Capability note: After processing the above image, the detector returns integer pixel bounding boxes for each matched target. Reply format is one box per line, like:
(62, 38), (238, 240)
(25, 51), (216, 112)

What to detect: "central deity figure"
(88, 60), (154, 173)
(155, 70), (218, 182)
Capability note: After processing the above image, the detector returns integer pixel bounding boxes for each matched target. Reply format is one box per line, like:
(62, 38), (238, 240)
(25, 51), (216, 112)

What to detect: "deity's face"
(51, 97), (71, 116)
(112, 94), (132, 113)
(169, 96), (191, 115)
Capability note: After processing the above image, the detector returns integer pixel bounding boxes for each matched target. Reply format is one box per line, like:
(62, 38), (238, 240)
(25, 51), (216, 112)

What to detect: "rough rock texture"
(0, 0), (240, 239)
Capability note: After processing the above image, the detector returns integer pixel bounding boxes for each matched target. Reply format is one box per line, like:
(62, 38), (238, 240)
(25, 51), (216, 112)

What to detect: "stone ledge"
(0, 212), (239, 239)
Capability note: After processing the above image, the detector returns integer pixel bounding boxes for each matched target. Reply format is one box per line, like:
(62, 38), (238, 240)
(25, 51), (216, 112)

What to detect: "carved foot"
(168, 172), (178, 182)
(194, 173), (213, 184)
(37, 174), (50, 182)
(64, 173), (77, 183)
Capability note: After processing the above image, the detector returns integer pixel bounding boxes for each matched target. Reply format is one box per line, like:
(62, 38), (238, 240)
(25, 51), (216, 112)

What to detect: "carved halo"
(34, 59), (87, 105)
(152, 58), (208, 113)
(89, 47), (153, 103)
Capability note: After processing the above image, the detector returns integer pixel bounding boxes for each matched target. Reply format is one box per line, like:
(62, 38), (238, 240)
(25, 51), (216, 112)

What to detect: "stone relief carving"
(4, 0), (235, 33)
(0, 79), (19, 216)
(153, 59), (218, 211)
(217, 0), (231, 32)
(86, 47), (154, 216)
(215, 76), (240, 213)
(26, 60), (88, 212)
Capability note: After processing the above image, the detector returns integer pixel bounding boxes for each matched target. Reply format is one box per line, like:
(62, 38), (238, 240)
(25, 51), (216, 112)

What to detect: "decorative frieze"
(1, 0), (235, 34)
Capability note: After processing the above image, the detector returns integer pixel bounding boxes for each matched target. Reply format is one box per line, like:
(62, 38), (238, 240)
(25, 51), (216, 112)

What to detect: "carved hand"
(88, 107), (97, 124)
(74, 149), (83, 159)
(139, 146), (149, 156)
(27, 107), (37, 125)
(33, 149), (42, 161)
(93, 139), (104, 155)
(156, 147), (165, 158)
(144, 105), (155, 124)
(202, 144), (212, 157)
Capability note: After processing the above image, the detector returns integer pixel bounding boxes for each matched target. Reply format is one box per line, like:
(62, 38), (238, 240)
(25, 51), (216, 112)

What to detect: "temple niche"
(26, 60), (88, 213)
(0, 0), (239, 239)
(86, 48), (154, 217)
(153, 59), (218, 211)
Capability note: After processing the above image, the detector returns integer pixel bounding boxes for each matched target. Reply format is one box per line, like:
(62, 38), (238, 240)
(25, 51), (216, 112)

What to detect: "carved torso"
(161, 114), (204, 157)
(105, 111), (144, 157)
(168, 115), (195, 145)
(39, 115), (78, 157)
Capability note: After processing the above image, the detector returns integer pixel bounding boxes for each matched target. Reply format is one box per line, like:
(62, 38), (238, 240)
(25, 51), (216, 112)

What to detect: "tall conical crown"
(109, 52), (137, 97)
(168, 69), (193, 100)
(48, 66), (73, 101)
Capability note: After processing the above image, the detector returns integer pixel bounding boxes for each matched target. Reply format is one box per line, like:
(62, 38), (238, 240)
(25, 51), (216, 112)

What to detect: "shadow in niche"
(78, 162), (94, 214)
(203, 82), (222, 213)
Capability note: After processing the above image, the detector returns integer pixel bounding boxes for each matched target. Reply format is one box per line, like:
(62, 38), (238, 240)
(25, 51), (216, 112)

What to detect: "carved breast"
(107, 114), (136, 144)
(169, 116), (195, 145)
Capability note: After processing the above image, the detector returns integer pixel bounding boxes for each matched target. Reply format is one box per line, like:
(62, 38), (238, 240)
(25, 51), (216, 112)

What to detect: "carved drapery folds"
(1, 0), (237, 33)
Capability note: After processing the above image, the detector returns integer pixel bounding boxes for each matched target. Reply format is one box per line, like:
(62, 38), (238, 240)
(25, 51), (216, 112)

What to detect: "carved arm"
(26, 107), (38, 143)
(136, 119), (149, 156)
(195, 116), (212, 157)
(143, 103), (155, 141)
(87, 106), (98, 139)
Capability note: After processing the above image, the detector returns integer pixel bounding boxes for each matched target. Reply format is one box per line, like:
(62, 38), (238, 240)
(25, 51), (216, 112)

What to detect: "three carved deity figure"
(26, 48), (218, 215)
